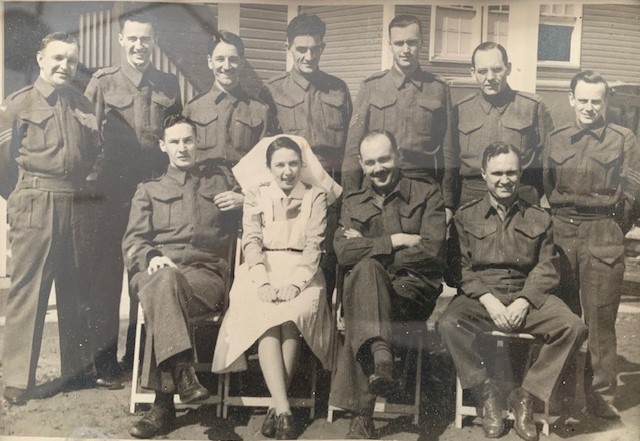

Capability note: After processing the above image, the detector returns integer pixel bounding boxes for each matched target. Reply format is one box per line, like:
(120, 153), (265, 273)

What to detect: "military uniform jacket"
(454, 195), (560, 309)
(122, 165), (241, 277)
(184, 85), (272, 165)
(334, 175), (446, 285)
(443, 87), (553, 208)
(261, 69), (351, 162)
(341, 66), (452, 192)
(0, 77), (99, 198)
(84, 63), (181, 177)
(543, 119), (640, 222)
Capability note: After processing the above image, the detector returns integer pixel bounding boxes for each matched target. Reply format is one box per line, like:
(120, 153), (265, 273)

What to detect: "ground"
(1, 279), (639, 441)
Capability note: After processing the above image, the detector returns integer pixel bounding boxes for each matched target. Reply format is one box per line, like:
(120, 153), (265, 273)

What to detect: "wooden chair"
(454, 331), (551, 436)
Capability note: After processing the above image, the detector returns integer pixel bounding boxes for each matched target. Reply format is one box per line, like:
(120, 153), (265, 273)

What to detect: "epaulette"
(4, 85), (33, 104)
(549, 123), (573, 136)
(266, 72), (289, 85)
(606, 122), (633, 137)
(186, 91), (208, 105)
(364, 69), (390, 82)
(515, 90), (543, 103)
(455, 92), (479, 107)
(92, 66), (120, 78)
(425, 72), (448, 86)
(342, 186), (368, 200)
(457, 196), (484, 211)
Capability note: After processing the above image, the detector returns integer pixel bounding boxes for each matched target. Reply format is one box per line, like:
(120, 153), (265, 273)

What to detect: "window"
(429, 5), (509, 62)
(538, 4), (582, 66)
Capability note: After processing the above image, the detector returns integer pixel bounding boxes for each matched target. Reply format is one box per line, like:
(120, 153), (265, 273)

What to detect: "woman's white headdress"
(232, 134), (342, 205)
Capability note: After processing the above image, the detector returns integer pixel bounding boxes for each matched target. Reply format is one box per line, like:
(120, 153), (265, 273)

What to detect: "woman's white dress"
(212, 181), (333, 373)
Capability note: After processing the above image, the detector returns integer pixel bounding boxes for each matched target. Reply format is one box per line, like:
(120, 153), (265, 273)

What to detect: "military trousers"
(131, 257), (225, 392)
(329, 258), (440, 414)
(553, 215), (625, 398)
(3, 187), (93, 389)
(438, 294), (587, 402)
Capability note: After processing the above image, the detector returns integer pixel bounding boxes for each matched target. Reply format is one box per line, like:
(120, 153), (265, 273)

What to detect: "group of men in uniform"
(1, 9), (639, 441)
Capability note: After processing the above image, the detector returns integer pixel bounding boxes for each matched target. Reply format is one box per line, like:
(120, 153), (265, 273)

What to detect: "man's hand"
(480, 293), (512, 332)
(391, 233), (421, 249)
(147, 255), (177, 275)
(257, 283), (278, 303)
(505, 298), (531, 331)
(277, 284), (301, 302)
(214, 191), (244, 211)
(343, 228), (363, 239)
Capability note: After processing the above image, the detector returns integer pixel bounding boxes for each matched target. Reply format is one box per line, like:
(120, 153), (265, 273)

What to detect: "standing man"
(184, 30), (272, 175)
(341, 14), (451, 194)
(261, 13), (352, 293)
(543, 71), (640, 419)
(330, 131), (446, 439)
(439, 142), (587, 441)
(0, 32), (99, 405)
(443, 42), (554, 218)
(123, 115), (240, 438)
(84, 11), (182, 389)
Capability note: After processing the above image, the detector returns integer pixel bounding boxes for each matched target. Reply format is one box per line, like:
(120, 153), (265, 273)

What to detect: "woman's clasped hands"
(257, 283), (301, 303)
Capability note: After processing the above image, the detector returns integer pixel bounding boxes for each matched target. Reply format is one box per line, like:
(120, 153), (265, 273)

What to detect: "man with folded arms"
(438, 142), (587, 441)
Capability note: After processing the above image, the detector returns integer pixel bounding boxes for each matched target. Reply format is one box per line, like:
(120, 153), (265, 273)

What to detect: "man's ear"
(159, 139), (167, 153)
(480, 167), (487, 181)
(505, 61), (512, 76)
(568, 91), (576, 108)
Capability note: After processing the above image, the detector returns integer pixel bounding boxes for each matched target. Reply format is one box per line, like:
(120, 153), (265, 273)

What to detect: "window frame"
(536, 3), (583, 68)
(428, 4), (482, 63)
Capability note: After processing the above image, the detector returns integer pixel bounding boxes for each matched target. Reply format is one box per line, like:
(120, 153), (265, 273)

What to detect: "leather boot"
(473, 379), (505, 438)
(172, 362), (210, 404)
(585, 391), (620, 420)
(508, 387), (538, 441)
(368, 361), (400, 399)
(129, 402), (176, 439)
(346, 414), (375, 439)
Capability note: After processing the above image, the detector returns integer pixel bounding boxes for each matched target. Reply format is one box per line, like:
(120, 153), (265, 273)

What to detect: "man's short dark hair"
(388, 14), (422, 36)
(39, 32), (78, 51)
(287, 14), (326, 43)
(358, 130), (399, 156)
(163, 114), (196, 136)
(471, 41), (509, 68)
(208, 30), (245, 57)
(482, 142), (522, 170)
(118, 11), (158, 33)
(570, 70), (610, 97)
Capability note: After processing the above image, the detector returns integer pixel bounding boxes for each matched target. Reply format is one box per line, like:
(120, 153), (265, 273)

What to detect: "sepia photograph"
(0, 0), (639, 439)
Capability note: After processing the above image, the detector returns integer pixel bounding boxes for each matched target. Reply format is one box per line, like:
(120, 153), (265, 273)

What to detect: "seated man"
(330, 130), (446, 439)
(122, 115), (240, 438)
(438, 142), (588, 441)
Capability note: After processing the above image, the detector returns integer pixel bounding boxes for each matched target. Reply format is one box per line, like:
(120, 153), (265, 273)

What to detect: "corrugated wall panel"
(239, 3), (288, 95)
(301, 5), (383, 97)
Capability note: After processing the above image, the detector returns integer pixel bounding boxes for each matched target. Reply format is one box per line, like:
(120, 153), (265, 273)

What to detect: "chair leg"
(455, 376), (464, 429)
(413, 334), (423, 426)
(129, 309), (145, 414)
(310, 358), (318, 420)
(223, 372), (231, 419)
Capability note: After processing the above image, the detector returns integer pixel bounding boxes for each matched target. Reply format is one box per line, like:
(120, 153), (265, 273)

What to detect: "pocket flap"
(549, 147), (576, 165)
(514, 223), (546, 239)
(320, 92), (346, 108)
(370, 92), (396, 110)
(502, 113), (533, 131)
(464, 222), (497, 239)
(104, 94), (133, 109)
(417, 97), (442, 112)
(151, 92), (176, 108)
(274, 93), (304, 108)
(350, 205), (379, 224)
(590, 149), (619, 166)
(191, 112), (219, 126)
(399, 199), (423, 218)
(235, 115), (262, 128)
(21, 109), (54, 125)
(152, 188), (183, 203)
(458, 116), (484, 135)
(589, 244), (625, 265)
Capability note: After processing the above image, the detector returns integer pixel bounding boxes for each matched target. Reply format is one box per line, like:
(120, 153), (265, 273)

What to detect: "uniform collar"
(209, 83), (246, 105)
(290, 68), (312, 91)
(267, 180), (306, 200)
(359, 173), (411, 203)
(389, 64), (423, 90)
(569, 118), (607, 143)
(165, 165), (191, 186)
(478, 86), (515, 115)
(121, 61), (152, 88)
(483, 192), (525, 219)
(34, 76), (59, 99)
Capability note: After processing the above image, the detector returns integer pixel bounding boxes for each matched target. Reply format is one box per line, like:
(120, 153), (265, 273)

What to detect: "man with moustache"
(261, 13), (352, 294)
(84, 11), (182, 389)
(439, 142), (587, 441)
(341, 15), (452, 194)
(0, 32), (99, 405)
(184, 30), (272, 200)
(543, 71), (640, 419)
(443, 42), (554, 218)
(123, 115), (240, 438)
(330, 130), (446, 438)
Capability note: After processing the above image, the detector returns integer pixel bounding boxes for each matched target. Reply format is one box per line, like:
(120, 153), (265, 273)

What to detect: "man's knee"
(349, 258), (387, 279)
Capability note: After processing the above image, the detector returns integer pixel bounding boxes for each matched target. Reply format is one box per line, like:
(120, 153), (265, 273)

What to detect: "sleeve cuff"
(291, 267), (314, 291)
(146, 249), (163, 265)
(518, 289), (547, 309)
(249, 263), (270, 287)
(372, 236), (394, 256)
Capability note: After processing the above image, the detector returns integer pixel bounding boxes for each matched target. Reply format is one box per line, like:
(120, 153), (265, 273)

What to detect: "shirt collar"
(267, 180), (306, 200)
(165, 165), (189, 186)
(290, 68), (311, 91)
(34, 76), (58, 99)
(209, 83), (245, 105)
(361, 173), (410, 203)
(389, 64), (423, 90)
(569, 118), (607, 143)
(484, 192), (524, 219)
(478, 86), (515, 115)
(121, 61), (149, 88)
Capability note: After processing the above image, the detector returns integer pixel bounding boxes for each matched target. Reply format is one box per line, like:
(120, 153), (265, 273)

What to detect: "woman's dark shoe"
(261, 408), (277, 438)
(345, 415), (375, 439)
(275, 412), (296, 439)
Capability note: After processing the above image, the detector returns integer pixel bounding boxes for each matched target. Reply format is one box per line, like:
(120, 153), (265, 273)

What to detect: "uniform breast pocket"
(549, 148), (577, 191)
(232, 115), (263, 152)
(369, 94), (396, 131)
(588, 149), (620, 195)
(274, 95), (304, 133)
(457, 118), (484, 157)
(502, 115), (535, 157)
(415, 97), (443, 140)
(104, 94), (134, 116)
(19, 109), (56, 152)
(191, 113), (218, 150)
(197, 188), (221, 226)
(151, 194), (183, 231)
(513, 223), (546, 266)
(151, 92), (177, 127)
(399, 202), (423, 233)
(320, 93), (346, 131)
(464, 223), (497, 262)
